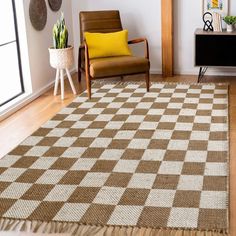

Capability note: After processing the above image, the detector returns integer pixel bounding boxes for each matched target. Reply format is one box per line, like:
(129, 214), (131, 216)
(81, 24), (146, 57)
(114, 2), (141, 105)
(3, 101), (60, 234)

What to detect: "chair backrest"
(79, 10), (123, 43)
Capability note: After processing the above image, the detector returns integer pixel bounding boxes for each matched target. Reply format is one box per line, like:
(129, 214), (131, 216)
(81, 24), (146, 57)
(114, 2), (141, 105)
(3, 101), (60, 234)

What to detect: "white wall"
(174, 0), (202, 75)
(72, 0), (236, 76)
(23, 0), (74, 93)
(71, 0), (162, 74)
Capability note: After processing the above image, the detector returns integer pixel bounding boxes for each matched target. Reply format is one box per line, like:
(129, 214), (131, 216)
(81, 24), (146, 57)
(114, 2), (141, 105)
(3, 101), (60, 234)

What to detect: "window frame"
(0, 0), (24, 107)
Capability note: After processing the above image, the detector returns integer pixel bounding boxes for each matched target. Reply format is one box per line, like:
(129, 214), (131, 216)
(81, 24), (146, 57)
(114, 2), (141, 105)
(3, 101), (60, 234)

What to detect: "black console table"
(195, 28), (236, 82)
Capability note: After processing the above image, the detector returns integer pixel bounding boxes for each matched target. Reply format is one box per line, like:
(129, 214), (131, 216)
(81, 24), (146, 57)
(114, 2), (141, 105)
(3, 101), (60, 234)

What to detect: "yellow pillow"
(84, 30), (132, 59)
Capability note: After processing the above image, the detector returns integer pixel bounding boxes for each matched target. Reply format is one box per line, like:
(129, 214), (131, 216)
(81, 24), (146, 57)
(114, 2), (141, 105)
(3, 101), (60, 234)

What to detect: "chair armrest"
(128, 38), (149, 59)
(84, 41), (90, 77)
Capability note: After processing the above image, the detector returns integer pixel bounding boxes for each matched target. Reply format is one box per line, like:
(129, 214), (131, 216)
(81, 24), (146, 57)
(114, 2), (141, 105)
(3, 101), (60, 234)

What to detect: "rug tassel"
(0, 218), (229, 236)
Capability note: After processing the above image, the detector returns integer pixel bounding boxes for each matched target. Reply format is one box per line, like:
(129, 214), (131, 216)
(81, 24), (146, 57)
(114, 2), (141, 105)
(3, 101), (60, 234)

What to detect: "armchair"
(78, 10), (150, 99)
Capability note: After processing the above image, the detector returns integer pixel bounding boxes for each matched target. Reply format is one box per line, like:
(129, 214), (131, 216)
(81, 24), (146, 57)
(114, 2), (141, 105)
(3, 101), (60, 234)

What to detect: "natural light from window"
(0, 0), (24, 107)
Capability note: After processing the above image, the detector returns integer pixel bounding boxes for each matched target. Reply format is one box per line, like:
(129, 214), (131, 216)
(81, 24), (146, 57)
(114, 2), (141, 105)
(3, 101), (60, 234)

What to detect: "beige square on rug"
(0, 83), (229, 236)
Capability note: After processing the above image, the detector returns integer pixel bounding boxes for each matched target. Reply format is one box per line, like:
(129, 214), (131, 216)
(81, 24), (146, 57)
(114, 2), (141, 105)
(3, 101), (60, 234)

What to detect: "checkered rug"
(0, 82), (229, 235)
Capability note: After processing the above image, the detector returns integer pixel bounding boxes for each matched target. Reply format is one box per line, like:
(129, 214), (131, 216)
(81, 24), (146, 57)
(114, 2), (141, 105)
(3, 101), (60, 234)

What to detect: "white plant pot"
(48, 46), (74, 69)
(226, 24), (233, 32)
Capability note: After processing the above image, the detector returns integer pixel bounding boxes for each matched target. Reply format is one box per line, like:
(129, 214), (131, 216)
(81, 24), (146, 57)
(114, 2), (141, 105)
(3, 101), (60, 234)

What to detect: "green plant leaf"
(52, 12), (69, 49)
(223, 15), (236, 25)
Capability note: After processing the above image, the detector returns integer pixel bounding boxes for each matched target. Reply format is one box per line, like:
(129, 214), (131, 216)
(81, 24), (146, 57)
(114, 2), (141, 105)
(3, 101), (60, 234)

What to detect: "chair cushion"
(84, 30), (132, 59)
(89, 56), (150, 78)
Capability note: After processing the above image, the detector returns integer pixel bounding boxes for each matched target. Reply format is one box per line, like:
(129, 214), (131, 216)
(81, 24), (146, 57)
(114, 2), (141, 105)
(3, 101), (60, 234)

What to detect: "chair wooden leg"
(145, 72), (150, 92)
(85, 72), (91, 99)
(78, 69), (82, 83)
(78, 49), (82, 83)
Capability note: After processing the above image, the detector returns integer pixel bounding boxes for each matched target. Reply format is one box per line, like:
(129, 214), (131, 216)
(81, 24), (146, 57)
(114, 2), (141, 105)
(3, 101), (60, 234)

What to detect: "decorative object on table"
(212, 12), (223, 31)
(223, 15), (236, 32)
(0, 82), (229, 236)
(29, 0), (47, 31)
(202, 0), (228, 16)
(49, 12), (76, 100)
(203, 12), (214, 31)
(48, 0), (62, 12)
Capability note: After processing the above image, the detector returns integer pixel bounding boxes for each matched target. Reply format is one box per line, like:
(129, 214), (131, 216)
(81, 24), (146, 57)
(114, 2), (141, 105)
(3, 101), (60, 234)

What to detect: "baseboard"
(151, 67), (236, 76)
(0, 68), (77, 122)
(150, 69), (162, 75)
(174, 68), (236, 76)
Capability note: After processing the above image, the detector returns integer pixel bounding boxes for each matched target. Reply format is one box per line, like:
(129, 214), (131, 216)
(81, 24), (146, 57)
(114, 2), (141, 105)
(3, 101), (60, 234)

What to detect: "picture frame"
(202, 0), (229, 16)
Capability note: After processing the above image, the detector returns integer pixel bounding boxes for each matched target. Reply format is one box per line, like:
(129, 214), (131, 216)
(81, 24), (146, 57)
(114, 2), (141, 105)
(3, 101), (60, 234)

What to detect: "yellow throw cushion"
(84, 30), (132, 59)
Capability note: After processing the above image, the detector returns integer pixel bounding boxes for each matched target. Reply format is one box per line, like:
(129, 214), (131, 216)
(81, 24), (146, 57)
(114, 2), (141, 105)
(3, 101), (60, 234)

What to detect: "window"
(0, 0), (24, 107)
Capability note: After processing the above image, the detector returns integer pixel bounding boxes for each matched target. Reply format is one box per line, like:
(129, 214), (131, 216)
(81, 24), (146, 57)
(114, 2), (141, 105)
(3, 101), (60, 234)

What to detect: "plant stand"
(49, 46), (77, 100)
(53, 68), (76, 100)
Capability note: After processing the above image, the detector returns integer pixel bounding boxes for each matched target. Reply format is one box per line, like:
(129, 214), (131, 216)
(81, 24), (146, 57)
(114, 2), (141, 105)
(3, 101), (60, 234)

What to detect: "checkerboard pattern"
(0, 83), (229, 231)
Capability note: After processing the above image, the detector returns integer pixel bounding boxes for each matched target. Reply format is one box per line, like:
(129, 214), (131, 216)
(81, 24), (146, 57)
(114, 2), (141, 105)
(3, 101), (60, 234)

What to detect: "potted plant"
(49, 12), (74, 70)
(223, 16), (236, 32)
(48, 12), (76, 100)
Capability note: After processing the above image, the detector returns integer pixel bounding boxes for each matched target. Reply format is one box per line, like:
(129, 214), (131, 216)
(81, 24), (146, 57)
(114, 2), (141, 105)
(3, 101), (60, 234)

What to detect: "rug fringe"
(91, 80), (229, 86)
(0, 218), (229, 236)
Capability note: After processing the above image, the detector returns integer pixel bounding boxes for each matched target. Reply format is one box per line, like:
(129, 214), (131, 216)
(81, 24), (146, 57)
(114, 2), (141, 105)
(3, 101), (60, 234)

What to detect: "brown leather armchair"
(78, 10), (150, 99)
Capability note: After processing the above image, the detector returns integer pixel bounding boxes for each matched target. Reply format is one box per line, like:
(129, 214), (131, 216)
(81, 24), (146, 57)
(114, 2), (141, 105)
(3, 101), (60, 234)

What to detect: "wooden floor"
(0, 73), (235, 236)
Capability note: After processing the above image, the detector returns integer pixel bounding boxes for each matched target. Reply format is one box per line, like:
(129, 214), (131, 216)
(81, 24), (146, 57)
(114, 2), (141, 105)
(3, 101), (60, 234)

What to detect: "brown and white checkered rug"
(0, 83), (229, 235)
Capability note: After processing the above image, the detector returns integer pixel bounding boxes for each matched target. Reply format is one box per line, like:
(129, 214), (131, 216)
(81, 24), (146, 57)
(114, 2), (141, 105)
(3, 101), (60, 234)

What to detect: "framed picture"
(202, 0), (229, 16)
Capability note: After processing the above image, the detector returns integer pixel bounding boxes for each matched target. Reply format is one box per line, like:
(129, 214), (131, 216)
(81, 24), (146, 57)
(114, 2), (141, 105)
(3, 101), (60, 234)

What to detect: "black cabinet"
(195, 29), (236, 81)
